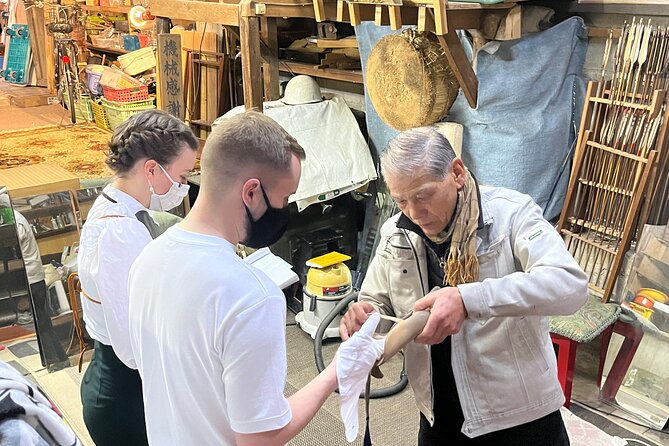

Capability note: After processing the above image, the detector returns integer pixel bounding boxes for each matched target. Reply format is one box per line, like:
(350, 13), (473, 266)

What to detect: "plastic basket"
(102, 98), (155, 130)
(63, 92), (94, 122)
(117, 47), (156, 76)
(102, 85), (149, 103)
(138, 35), (149, 48)
(91, 99), (111, 130)
(86, 70), (103, 96)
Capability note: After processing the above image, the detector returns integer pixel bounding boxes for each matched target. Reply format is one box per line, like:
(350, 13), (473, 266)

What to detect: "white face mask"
(148, 164), (190, 211)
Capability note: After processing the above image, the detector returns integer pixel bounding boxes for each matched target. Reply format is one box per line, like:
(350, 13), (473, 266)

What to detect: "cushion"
(550, 295), (621, 343)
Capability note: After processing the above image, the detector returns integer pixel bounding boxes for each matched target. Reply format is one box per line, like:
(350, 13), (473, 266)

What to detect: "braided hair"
(106, 110), (198, 175)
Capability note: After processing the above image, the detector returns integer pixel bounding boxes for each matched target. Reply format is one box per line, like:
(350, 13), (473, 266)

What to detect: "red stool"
(550, 333), (578, 408)
(596, 318), (644, 402)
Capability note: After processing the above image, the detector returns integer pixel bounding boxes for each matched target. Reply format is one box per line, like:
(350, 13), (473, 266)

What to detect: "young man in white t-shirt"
(128, 111), (380, 445)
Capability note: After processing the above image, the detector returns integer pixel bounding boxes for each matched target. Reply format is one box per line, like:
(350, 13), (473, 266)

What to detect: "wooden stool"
(550, 333), (578, 408)
(596, 318), (644, 402)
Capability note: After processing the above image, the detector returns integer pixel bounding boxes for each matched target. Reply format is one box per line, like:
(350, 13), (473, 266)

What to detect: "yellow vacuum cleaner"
(296, 252), (352, 339)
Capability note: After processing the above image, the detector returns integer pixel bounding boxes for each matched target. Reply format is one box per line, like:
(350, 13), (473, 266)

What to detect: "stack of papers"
(244, 247), (299, 290)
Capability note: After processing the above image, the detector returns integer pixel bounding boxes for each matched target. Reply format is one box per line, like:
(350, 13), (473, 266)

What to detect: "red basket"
(102, 85), (150, 103)
(138, 35), (149, 48)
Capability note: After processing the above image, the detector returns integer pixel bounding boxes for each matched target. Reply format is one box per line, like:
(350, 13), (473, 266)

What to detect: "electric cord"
(313, 291), (408, 398)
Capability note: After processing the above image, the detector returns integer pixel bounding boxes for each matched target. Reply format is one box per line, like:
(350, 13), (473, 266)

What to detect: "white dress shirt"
(78, 185), (152, 369)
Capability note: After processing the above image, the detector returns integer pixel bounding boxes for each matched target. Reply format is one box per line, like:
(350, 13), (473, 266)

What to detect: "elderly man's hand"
(413, 287), (467, 344)
(339, 301), (376, 341)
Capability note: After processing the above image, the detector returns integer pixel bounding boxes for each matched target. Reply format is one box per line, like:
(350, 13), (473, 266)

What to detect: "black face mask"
(243, 183), (290, 248)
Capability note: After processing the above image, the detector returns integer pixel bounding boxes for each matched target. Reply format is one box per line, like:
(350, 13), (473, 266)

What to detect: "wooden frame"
(151, 0), (524, 111)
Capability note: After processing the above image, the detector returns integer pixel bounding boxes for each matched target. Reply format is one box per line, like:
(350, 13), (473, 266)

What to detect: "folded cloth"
(336, 313), (384, 442)
(213, 96), (378, 211)
(0, 361), (81, 446)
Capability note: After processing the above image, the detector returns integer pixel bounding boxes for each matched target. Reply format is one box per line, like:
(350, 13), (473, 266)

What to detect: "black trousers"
(81, 341), (148, 446)
(418, 410), (570, 446)
(29, 280), (68, 365)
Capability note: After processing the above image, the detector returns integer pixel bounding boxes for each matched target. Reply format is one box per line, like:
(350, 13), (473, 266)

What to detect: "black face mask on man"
(243, 183), (290, 248)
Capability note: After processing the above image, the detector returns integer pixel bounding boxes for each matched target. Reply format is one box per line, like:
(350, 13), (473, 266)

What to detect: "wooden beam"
(261, 17), (280, 101)
(375, 6), (389, 27)
(436, 15), (478, 108)
(25, 4), (47, 87)
(389, 6), (402, 30)
(313, 0), (327, 22)
(418, 7), (435, 33)
(150, 0), (239, 26)
(240, 14), (263, 111)
(279, 60), (363, 84)
(348, 3), (362, 26)
(433, 0), (449, 36)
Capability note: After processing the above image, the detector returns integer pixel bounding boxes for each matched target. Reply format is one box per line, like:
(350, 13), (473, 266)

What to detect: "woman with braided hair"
(77, 110), (198, 445)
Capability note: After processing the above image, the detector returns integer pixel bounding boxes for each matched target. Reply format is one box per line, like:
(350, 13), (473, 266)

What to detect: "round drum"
(366, 29), (460, 131)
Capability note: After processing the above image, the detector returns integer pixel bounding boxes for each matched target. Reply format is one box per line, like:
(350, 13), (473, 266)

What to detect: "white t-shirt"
(78, 185), (152, 368)
(128, 225), (292, 445)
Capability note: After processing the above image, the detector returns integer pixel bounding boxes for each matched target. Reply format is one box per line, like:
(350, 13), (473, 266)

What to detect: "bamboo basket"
(366, 29), (460, 131)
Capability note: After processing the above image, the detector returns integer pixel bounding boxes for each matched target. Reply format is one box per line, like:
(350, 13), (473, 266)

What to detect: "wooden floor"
(0, 80), (70, 132)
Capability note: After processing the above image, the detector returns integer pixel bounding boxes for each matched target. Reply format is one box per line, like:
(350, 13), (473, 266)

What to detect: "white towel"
(336, 313), (384, 442)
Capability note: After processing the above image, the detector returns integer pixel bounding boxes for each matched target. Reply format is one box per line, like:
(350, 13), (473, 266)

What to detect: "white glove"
(336, 312), (385, 442)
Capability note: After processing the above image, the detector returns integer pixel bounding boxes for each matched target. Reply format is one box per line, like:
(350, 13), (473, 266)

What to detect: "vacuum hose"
(313, 291), (408, 398)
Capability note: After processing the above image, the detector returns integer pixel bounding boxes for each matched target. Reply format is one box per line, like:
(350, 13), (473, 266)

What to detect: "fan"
(129, 5), (155, 30)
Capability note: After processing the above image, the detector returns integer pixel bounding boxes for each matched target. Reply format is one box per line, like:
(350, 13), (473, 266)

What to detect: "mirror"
(0, 186), (72, 372)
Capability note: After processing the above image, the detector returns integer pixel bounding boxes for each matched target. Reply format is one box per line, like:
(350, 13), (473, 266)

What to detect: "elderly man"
(341, 127), (587, 445)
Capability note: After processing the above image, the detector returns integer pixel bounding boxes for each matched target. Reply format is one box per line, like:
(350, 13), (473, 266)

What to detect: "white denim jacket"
(359, 186), (588, 438)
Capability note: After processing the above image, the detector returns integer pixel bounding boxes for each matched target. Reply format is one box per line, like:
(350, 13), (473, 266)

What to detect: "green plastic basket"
(63, 92), (94, 122)
(101, 98), (156, 130)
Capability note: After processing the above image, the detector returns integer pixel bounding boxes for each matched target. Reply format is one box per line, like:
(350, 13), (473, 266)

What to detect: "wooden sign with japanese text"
(157, 34), (185, 121)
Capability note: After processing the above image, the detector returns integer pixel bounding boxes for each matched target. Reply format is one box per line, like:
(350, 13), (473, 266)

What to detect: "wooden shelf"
(81, 5), (133, 14)
(279, 60), (362, 84)
(17, 203), (73, 219)
(34, 226), (76, 240)
(86, 44), (129, 55)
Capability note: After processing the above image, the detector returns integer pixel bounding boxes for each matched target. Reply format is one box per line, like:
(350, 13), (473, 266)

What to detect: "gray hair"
(380, 127), (457, 180)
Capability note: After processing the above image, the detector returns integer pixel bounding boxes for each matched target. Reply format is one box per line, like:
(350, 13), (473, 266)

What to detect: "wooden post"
(348, 3), (361, 27)
(25, 4), (47, 87)
(436, 19), (478, 108)
(240, 14), (263, 111)
(389, 6), (402, 30)
(155, 17), (172, 35)
(312, 0), (326, 22)
(260, 17), (279, 101)
(432, 0), (449, 36)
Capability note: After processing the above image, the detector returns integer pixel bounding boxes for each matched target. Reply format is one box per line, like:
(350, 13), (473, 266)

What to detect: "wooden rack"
(149, 0), (526, 111)
(557, 81), (668, 302)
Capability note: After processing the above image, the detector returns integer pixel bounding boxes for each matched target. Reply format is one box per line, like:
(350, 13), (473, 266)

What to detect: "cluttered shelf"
(81, 5), (133, 14)
(86, 45), (129, 55)
(15, 203), (74, 220)
(278, 60), (362, 84)
(34, 226), (77, 240)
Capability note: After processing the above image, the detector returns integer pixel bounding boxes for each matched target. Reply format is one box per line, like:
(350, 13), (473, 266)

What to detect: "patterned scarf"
(429, 170), (480, 286)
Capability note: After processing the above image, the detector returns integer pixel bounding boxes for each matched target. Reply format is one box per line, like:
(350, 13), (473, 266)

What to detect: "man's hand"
(339, 301), (376, 340)
(413, 287), (467, 344)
